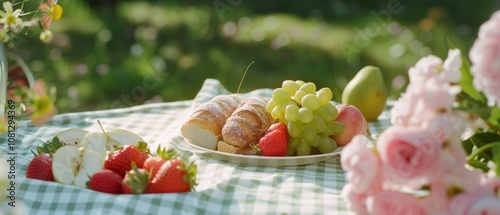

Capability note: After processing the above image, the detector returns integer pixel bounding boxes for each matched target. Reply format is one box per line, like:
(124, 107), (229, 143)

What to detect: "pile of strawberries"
(26, 141), (197, 195)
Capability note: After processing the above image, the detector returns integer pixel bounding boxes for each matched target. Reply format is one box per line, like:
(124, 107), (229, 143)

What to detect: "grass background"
(9, 0), (499, 114)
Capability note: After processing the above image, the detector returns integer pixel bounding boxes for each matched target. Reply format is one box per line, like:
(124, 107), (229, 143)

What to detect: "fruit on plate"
(55, 128), (89, 145)
(88, 169), (124, 194)
(51, 145), (104, 187)
(342, 65), (387, 122)
(79, 127), (146, 157)
(145, 158), (197, 194)
(266, 80), (342, 156)
(254, 123), (289, 156)
(104, 142), (150, 177)
(25, 154), (54, 181)
(331, 104), (368, 146)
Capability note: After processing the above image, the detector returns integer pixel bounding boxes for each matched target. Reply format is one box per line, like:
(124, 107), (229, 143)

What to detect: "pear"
(341, 66), (388, 122)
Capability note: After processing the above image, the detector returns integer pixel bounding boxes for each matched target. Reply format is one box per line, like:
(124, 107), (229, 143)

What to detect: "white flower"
(0, 2), (24, 32)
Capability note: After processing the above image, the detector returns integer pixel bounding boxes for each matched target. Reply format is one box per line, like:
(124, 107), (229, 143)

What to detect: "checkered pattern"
(0, 79), (392, 215)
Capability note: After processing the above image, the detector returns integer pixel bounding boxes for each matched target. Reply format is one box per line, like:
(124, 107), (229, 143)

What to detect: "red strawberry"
(88, 169), (124, 194)
(143, 147), (178, 178)
(265, 123), (288, 136)
(122, 167), (150, 195)
(104, 142), (150, 177)
(145, 158), (197, 194)
(26, 154), (54, 181)
(258, 129), (288, 156)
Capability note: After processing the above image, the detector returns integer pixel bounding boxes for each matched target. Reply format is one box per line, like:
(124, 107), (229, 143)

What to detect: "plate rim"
(182, 137), (343, 165)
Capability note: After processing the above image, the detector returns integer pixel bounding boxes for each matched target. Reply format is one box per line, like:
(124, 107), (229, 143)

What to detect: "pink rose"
(366, 190), (426, 215)
(450, 193), (500, 215)
(341, 135), (383, 194)
(469, 10), (500, 107)
(341, 184), (369, 215)
(376, 126), (442, 187)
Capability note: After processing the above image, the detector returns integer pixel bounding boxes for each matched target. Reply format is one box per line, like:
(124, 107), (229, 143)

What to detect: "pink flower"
(39, 0), (63, 29)
(341, 184), (369, 215)
(376, 126), (442, 187)
(449, 193), (500, 215)
(408, 49), (462, 85)
(341, 135), (383, 194)
(366, 190), (426, 215)
(469, 10), (500, 107)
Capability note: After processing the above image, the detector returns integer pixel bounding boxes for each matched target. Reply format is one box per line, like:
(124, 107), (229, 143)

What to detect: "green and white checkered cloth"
(1, 79), (392, 215)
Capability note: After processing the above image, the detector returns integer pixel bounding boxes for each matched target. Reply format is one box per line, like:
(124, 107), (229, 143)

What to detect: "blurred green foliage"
(13, 0), (498, 113)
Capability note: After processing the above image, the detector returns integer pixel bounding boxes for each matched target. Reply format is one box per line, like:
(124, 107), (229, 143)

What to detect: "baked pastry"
(219, 98), (276, 154)
(180, 94), (243, 150)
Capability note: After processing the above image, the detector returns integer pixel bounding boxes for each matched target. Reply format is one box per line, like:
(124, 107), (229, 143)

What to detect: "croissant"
(180, 94), (243, 150)
(219, 98), (277, 154)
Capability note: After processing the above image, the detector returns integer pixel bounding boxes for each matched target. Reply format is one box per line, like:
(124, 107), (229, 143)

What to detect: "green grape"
(316, 88), (333, 105)
(295, 80), (305, 87)
(294, 89), (308, 105)
(301, 94), (320, 111)
(318, 137), (338, 154)
(285, 104), (299, 122)
(272, 88), (291, 104)
(325, 102), (339, 120)
(297, 140), (312, 156)
(302, 124), (316, 142)
(286, 146), (296, 156)
(299, 82), (316, 94)
(331, 121), (345, 135)
(271, 105), (285, 119)
(289, 136), (302, 148)
(287, 120), (303, 137)
(316, 105), (338, 122)
(282, 80), (300, 96)
(307, 134), (321, 147)
(323, 121), (334, 136)
(298, 107), (313, 123)
(266, 99), (278, 113)
(311, 114), (325, 133)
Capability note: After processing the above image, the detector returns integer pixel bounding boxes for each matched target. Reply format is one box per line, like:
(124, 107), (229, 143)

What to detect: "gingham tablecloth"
(0, 79), (392, 215)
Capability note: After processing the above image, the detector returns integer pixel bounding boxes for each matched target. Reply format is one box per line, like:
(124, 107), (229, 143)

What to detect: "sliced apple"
(79, 128), (146, 156)
(55, 128), (89, 145)
(52, 145), (103, 187)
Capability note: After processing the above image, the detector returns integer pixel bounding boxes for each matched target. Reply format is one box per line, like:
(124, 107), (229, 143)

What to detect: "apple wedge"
(52, 145), (104, 187)
(79, 128), (146, 156)
(55, 128), (89, 146)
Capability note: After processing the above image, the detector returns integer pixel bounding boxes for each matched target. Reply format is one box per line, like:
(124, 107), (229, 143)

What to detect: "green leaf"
(464, 133), (500, 161)
(468, 159), (489, 172)
(462, 138), (474, 155)
(447, 38), (486, 102)
(493, 145), (500, 176)
(488, 106), (500, 127)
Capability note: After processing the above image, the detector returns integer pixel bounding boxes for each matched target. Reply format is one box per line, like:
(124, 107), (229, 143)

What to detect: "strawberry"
(145, 158), (197, 194)
(104, 141), (149, 177)
(265, 123), (288, 136)
(88, 169), (123, 194)
(25, 154), (54, 181)
(257, 129), (288, 156)
(143, 147), (178, 178)
(122, 165), (150, 195)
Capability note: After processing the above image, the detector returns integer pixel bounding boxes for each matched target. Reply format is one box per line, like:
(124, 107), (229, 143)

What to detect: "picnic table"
(1, 79), (392, 215)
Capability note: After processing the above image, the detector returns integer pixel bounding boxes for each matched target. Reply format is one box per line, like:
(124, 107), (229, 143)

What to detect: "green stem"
(467, 141), (500, 162)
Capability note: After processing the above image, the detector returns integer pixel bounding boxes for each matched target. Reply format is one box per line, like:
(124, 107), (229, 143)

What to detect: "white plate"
(180, 138), (343, 167)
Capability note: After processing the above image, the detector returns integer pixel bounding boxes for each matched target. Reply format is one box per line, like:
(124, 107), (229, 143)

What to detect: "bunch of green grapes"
(266, 80), (344, 156)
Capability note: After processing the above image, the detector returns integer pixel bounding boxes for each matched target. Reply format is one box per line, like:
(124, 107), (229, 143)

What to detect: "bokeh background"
(13, 0), (499, 114)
